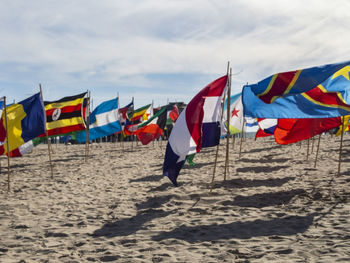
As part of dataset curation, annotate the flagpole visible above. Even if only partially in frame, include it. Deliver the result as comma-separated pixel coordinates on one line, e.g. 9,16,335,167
85,91,90,162
210,61,229,194
311,136,315,153
224,68,232,181
232,134,235,150
337,116,345,176
238,119,245,158
314,133,321,168
39,84,54,179
3,96,11,191
306,138,310,161
131,97,134,150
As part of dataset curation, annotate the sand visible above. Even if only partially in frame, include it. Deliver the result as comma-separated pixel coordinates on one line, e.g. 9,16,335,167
0,135,350,262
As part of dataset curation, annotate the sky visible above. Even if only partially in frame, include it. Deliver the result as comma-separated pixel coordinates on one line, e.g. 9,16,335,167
1,0,350,108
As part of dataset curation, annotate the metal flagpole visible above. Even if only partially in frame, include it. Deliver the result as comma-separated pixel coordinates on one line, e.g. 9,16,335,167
39,84,54,179
306,138,310,161
3,96,11,191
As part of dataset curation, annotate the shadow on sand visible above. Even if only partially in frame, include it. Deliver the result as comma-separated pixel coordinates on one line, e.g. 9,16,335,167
151,213,316,242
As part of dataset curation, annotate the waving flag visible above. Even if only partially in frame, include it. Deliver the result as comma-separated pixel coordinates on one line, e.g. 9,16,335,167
163,75,228,186
135,105,168,145
44,92,87,136
274,118,341,144
243,61,350,118
1,93,45,155
76,97,122,143
222,93,242,134
128,104,152,122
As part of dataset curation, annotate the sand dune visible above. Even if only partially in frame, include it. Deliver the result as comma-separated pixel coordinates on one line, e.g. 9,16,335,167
0,135,349,262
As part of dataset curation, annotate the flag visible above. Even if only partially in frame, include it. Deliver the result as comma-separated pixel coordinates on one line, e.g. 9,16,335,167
1,93,45,154
128,104,152,122
222,93,243,135
255,118,277,139
44,92,87,136
274,118,341,144
6,137,43,157
135,105,168,145
163,75,228,186
76,97,122,143
336,115,350,136
243,61,350,118
169,104,179,122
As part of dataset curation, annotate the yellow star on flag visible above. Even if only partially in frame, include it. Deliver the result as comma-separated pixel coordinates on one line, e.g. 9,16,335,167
331,65,350,81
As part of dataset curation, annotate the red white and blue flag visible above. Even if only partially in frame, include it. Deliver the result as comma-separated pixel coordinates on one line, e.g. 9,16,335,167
163,75,228,186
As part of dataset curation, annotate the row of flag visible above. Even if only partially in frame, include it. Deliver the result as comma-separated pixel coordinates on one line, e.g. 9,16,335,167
163,60,350,186
0,91,180,158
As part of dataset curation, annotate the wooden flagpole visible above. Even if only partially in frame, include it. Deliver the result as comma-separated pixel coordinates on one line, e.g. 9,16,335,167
232,135,235,150
131,97,134,150
3,96,11,191
210,61,229,194
306,138,310,161
39,84,54,179
337,116,345,176
311,136,315,153
85,91,90,162
314,133,321,168
224,68,232,181
238,119,245,158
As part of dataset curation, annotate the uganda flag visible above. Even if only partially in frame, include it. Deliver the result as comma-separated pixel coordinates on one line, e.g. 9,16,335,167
135,105,168,145
44,92,87,136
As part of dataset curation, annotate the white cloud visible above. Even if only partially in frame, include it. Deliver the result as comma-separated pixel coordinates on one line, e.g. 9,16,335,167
0,0,350,106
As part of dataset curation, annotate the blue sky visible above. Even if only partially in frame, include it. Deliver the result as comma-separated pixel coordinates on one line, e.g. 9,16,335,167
1,0,350,108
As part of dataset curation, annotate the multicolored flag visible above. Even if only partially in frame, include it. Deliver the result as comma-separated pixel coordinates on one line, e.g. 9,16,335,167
0,93,46,155
128,104,152,122
336,115,350,136
243,61,350,118
222,93,243,134
135,105,168,145
76,97,122,143
44,92,87,136
163,75,228,186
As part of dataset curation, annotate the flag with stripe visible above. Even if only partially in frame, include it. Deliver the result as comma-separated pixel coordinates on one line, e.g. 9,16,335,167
1,93,45,155
128,104,152,122
163,75,228,186
44,92,87,136
135,105,168,145
243,61,350,118
76,97,122,143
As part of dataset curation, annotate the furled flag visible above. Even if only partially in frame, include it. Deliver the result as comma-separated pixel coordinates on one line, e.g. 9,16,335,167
0,93,45,155
75,97,122,143
0,99,5,145
128,104,152,122
243,61,350,118
134,105,168,145
163,75,228,186
44,92,87,136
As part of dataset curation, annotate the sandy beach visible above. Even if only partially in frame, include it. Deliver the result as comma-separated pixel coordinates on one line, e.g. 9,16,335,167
0,135,350,262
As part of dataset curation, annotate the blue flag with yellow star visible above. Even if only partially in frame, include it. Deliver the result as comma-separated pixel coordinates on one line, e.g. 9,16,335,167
243,61,350,118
